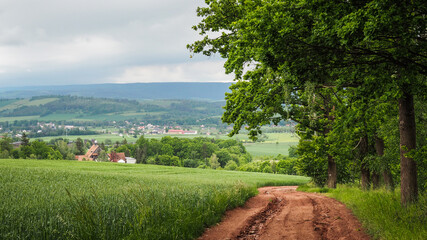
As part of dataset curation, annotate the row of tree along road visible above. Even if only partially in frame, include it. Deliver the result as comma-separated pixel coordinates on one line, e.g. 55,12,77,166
188,0,426,205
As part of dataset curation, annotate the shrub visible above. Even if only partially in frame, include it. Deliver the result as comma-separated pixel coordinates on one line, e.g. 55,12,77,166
224,160,238,171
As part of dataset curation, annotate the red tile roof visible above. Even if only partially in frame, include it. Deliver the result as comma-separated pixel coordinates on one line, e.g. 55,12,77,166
109,152,126,162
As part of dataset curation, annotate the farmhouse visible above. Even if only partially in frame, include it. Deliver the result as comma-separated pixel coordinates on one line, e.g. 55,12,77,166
76,144,102,161
109,152,127,163
75,145,132,163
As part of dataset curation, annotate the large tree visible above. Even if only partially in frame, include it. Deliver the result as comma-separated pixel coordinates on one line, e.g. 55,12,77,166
189,0,426,204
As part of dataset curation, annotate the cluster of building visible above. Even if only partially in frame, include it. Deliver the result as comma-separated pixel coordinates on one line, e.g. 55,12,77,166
165,129,198,135
75,145,136,164
111,123,202,136
1,119,226,139
0,122,88,138
38,122,86,131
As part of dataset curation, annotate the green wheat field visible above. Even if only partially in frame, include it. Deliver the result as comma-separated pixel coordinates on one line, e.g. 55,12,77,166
0,159,309,240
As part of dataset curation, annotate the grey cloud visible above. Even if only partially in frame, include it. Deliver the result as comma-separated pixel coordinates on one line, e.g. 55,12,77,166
0,0,226,87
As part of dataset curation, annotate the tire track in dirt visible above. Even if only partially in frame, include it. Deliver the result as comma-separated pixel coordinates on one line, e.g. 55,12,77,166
199,186,370,240
235,197,285,239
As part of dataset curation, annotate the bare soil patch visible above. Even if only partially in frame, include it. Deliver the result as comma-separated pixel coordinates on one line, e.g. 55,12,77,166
199,186,370,240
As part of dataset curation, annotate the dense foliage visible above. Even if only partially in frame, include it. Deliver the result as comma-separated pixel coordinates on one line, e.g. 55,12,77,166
0,135,79,160
190,0,426,204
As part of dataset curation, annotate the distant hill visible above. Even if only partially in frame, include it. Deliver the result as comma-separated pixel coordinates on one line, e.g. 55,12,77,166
0,96,225,125
0,82,232,100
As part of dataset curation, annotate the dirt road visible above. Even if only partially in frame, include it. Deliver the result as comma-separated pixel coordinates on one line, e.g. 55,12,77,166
199,186,370,240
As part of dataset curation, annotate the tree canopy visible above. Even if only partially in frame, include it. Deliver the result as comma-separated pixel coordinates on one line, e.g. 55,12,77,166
189,0,426,205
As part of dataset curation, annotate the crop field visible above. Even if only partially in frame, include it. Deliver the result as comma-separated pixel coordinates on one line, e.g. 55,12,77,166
0,99,20,109
260,132,299,143
244,142,295,157
38,113,82,121
0,114,83,122
0,98,58,111
7,111,178,122
246,133,299,157
0,159,309,240
70,113,166,122
0,115,41,122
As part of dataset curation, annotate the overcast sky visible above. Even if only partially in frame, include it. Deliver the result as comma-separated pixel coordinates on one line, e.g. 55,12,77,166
0,0,233,87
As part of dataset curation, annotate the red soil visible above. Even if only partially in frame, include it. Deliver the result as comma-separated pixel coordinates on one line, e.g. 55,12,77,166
199,186,370,240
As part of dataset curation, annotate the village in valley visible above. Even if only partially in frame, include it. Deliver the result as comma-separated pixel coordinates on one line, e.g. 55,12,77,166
0,121,218,162
0,96,298,163
0,121,205,138
0,117,296,166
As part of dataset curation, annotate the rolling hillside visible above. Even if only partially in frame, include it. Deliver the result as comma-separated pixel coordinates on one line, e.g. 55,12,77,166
0,96,225,124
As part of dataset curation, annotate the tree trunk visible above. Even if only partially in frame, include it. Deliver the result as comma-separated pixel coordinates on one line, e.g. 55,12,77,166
375,136,394,190
372,173,380,190
325,104,337,189
383,170,395,191
399,91,418,205
361,164,371,190
327,154,337,188
319,99,337,189
360,135,371,190
371,136,380,189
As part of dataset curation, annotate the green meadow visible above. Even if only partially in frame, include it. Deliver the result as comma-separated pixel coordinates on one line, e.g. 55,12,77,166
244,142,295,157
242,132,299,157
0,159,309,240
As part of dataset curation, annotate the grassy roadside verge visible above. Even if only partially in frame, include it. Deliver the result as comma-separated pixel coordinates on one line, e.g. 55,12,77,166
298,184,427,240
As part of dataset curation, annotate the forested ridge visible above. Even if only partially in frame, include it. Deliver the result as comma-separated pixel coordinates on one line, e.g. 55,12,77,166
0,96,225,125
